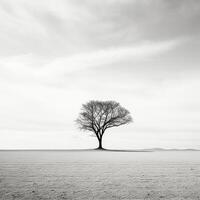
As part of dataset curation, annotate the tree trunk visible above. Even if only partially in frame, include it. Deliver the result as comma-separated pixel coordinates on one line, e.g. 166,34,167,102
97,137,103,150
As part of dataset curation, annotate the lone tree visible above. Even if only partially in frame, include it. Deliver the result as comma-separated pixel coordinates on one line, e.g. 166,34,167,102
76,100,133,150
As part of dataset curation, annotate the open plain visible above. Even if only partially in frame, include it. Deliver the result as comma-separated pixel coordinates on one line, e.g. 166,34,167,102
0,150,200,200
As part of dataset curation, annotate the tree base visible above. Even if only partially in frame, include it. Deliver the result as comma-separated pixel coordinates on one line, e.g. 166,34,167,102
95,147,105,150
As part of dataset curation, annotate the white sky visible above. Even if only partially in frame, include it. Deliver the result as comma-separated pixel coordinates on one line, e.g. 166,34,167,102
0,0,200,149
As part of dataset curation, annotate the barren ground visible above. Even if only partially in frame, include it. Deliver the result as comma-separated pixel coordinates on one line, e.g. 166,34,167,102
0,150,200,200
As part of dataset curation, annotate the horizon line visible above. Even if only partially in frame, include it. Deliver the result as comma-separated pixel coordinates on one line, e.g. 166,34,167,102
0,148,199,152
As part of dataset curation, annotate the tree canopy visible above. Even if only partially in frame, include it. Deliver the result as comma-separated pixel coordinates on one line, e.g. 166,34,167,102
76,100,133,149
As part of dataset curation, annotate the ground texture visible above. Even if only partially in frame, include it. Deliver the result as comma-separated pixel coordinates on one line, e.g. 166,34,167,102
0,150,200,200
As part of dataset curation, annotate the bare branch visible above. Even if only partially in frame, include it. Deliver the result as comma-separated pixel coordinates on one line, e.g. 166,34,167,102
76,100,133,148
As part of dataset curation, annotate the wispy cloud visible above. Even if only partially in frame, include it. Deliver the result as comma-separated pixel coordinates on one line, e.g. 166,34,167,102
0,0,200,149
40,39,180,78
0,0,199,57
0,39,180,87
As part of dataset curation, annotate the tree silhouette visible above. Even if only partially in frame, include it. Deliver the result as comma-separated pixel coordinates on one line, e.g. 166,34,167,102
76,100,133,149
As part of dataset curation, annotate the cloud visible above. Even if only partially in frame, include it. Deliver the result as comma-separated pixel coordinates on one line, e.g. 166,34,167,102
0,0,200,148
39,39,180,79
0,0,199,57
0,39,180,88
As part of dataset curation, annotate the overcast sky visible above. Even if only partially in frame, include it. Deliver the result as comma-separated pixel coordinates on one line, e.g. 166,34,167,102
0,0,200,149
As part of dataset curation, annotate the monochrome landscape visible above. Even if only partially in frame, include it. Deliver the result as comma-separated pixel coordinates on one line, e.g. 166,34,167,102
0,0,200,199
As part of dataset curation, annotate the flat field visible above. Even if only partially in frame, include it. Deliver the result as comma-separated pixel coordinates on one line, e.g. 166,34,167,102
0,150,200,200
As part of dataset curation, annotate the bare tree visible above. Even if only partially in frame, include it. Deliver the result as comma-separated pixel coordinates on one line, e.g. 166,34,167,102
76,100,133,150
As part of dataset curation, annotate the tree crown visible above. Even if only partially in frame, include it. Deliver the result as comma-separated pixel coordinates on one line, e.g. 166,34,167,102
76,100,133,136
